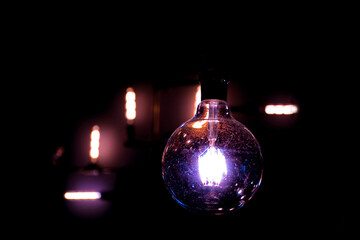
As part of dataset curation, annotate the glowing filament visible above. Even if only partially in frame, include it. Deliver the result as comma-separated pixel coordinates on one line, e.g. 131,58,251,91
125,87,136,121
64,191,101,200
265,104,298,115
198,147,227,186
90,125,100,162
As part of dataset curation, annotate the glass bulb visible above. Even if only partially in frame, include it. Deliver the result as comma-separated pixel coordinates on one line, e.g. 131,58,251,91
162,99,263,215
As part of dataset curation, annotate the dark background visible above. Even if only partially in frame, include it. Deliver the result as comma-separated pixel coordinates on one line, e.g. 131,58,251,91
8,7,350,236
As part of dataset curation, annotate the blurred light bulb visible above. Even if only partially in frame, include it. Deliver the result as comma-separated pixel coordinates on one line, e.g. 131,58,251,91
64,191,101,200
125,87,136,122
90,125,100,163
162,99,263,215
265,104,298,115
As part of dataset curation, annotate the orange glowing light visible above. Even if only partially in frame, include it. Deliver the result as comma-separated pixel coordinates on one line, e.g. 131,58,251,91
265,104,298,115
64,191,101,200
90,125,100,162
125,88,136,122
194,84,201,116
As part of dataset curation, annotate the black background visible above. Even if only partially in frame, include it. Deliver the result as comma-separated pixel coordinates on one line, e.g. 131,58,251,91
7,6,350,237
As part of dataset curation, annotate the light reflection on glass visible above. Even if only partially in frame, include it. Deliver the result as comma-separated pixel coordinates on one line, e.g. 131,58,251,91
192,102,209,129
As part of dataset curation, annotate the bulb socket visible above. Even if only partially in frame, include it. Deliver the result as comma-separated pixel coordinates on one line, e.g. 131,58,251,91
200,69,229,101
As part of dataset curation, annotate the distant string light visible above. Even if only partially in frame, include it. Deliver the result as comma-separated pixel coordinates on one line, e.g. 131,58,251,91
64,191,101,200
125,87,136,123
90,125,100,163
265,104,298,115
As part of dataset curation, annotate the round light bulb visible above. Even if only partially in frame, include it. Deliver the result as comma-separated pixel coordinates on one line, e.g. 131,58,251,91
162,99,263,215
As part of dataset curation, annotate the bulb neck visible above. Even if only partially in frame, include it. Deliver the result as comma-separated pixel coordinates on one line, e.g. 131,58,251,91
194,99,232,120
